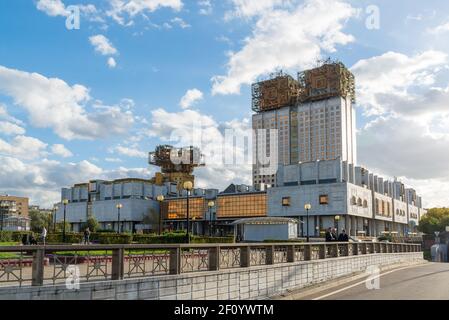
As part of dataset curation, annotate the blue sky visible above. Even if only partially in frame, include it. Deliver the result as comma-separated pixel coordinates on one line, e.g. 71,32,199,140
1,0,449,207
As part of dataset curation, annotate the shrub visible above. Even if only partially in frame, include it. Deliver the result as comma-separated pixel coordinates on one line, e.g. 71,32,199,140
46,232,83,244
90,233,133,244
133,233,187,244
191,236,234,244
0,231,13,242
96,229,116,233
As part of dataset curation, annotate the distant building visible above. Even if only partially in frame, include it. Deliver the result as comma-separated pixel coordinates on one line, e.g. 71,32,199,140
0,195,30,231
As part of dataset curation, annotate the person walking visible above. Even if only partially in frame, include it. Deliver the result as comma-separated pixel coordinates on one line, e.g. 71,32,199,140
338,229,349,242
41,226,47,245
83,227,91,244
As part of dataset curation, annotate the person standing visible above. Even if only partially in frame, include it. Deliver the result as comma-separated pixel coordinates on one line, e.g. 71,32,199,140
325,227,336,242
41,227,47,245
83,227,91,244
338,229,349,242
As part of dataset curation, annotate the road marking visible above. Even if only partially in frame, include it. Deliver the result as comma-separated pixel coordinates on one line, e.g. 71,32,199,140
312,263,429,300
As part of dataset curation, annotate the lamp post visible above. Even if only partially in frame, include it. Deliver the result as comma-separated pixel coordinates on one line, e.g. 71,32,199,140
116,203,123,233
335,215,341,237
156,195,165,235
207,201,215,237
304,203,311,242
62,199,68,243
183,181,193,243
53,205,59,233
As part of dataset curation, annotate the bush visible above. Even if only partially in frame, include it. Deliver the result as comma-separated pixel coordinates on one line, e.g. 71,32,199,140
191,236,234,244
0,231,34,243
132,234,234,244
96,229,116,233
90,233,133,244
46,232,83,244
133,233,187,244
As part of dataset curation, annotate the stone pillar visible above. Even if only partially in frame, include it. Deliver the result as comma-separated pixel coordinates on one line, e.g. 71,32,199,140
32,249,45,286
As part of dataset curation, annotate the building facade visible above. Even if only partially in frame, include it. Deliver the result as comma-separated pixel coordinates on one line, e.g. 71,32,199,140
0,195,30,231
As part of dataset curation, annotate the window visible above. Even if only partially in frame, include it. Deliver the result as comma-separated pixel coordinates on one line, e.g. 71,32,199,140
319,195,329,205
357,198,363,206
282,197,291,206
351,196,357,205
363,200,368,208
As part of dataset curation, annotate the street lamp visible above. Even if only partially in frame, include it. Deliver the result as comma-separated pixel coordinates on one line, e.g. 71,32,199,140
304,203,311,242
62,199,68,243
335,215,341,236
208,201,215,237
116,203,123,233
183,181,193,243
53,205,59,233
156,195,165,235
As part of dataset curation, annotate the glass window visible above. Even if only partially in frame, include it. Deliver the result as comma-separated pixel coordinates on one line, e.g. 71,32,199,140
282,197,291,206
319,195,329,205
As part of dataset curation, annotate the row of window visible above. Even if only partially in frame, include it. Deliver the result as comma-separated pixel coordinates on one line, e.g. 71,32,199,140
350,196,369,208
281,195,329,207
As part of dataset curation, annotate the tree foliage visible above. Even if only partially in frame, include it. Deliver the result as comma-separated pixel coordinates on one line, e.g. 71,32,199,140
29,210,53,233
418,208,449,235
81,215,99,232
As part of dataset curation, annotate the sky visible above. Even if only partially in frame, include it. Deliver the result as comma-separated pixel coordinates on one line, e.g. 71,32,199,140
1,0,449,208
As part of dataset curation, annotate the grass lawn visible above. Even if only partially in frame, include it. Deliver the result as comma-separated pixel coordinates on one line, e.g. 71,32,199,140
0,242,19,246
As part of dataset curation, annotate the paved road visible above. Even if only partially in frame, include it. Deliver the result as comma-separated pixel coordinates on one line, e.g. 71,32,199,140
301,263,449,300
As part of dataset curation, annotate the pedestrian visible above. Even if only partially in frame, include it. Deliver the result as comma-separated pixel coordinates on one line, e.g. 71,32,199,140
325,227,336,242
338,229,349,242
83,227,91,244
41,226,47,245
331,228,338,241
29,233,37,245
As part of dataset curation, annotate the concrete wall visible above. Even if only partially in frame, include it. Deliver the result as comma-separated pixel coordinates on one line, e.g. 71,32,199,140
0,252,423,300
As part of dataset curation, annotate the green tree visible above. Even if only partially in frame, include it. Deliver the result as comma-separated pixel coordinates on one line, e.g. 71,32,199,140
81,215,99,232
418,208,449,234
29,209,53,232
55,221,71,233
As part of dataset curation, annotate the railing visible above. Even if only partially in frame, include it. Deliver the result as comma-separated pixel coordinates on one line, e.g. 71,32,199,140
0,242,422,287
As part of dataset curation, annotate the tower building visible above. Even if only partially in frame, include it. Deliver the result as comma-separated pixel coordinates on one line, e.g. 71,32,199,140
252,61,357,187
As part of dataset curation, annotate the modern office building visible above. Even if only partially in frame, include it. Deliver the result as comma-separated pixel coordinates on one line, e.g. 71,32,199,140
0,195,30,231
56,178,172,232
57,60,425,238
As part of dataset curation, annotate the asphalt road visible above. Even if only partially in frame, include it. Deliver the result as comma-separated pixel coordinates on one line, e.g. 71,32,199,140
301,262,449,300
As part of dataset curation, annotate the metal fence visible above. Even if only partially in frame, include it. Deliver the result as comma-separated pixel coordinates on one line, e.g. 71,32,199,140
0,242,422,287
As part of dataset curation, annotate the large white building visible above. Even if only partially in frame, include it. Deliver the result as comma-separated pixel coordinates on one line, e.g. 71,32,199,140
252,63,357,187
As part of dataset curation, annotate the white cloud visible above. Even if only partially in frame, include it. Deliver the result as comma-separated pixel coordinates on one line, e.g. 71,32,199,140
179,88,204,109
89,34,118,56
351,50,448,116
108,57,117,68
0,65,134,140
171,17,190,28
225,0,289,19
106,0,183,26
212,0,356,95
51,144,73,158
198,0,212,15
427,22,449,35
0,135,48,160
36,0,68,17
353,51,449,207
0,121,25,136
112,145,147,158
105,157,123,163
